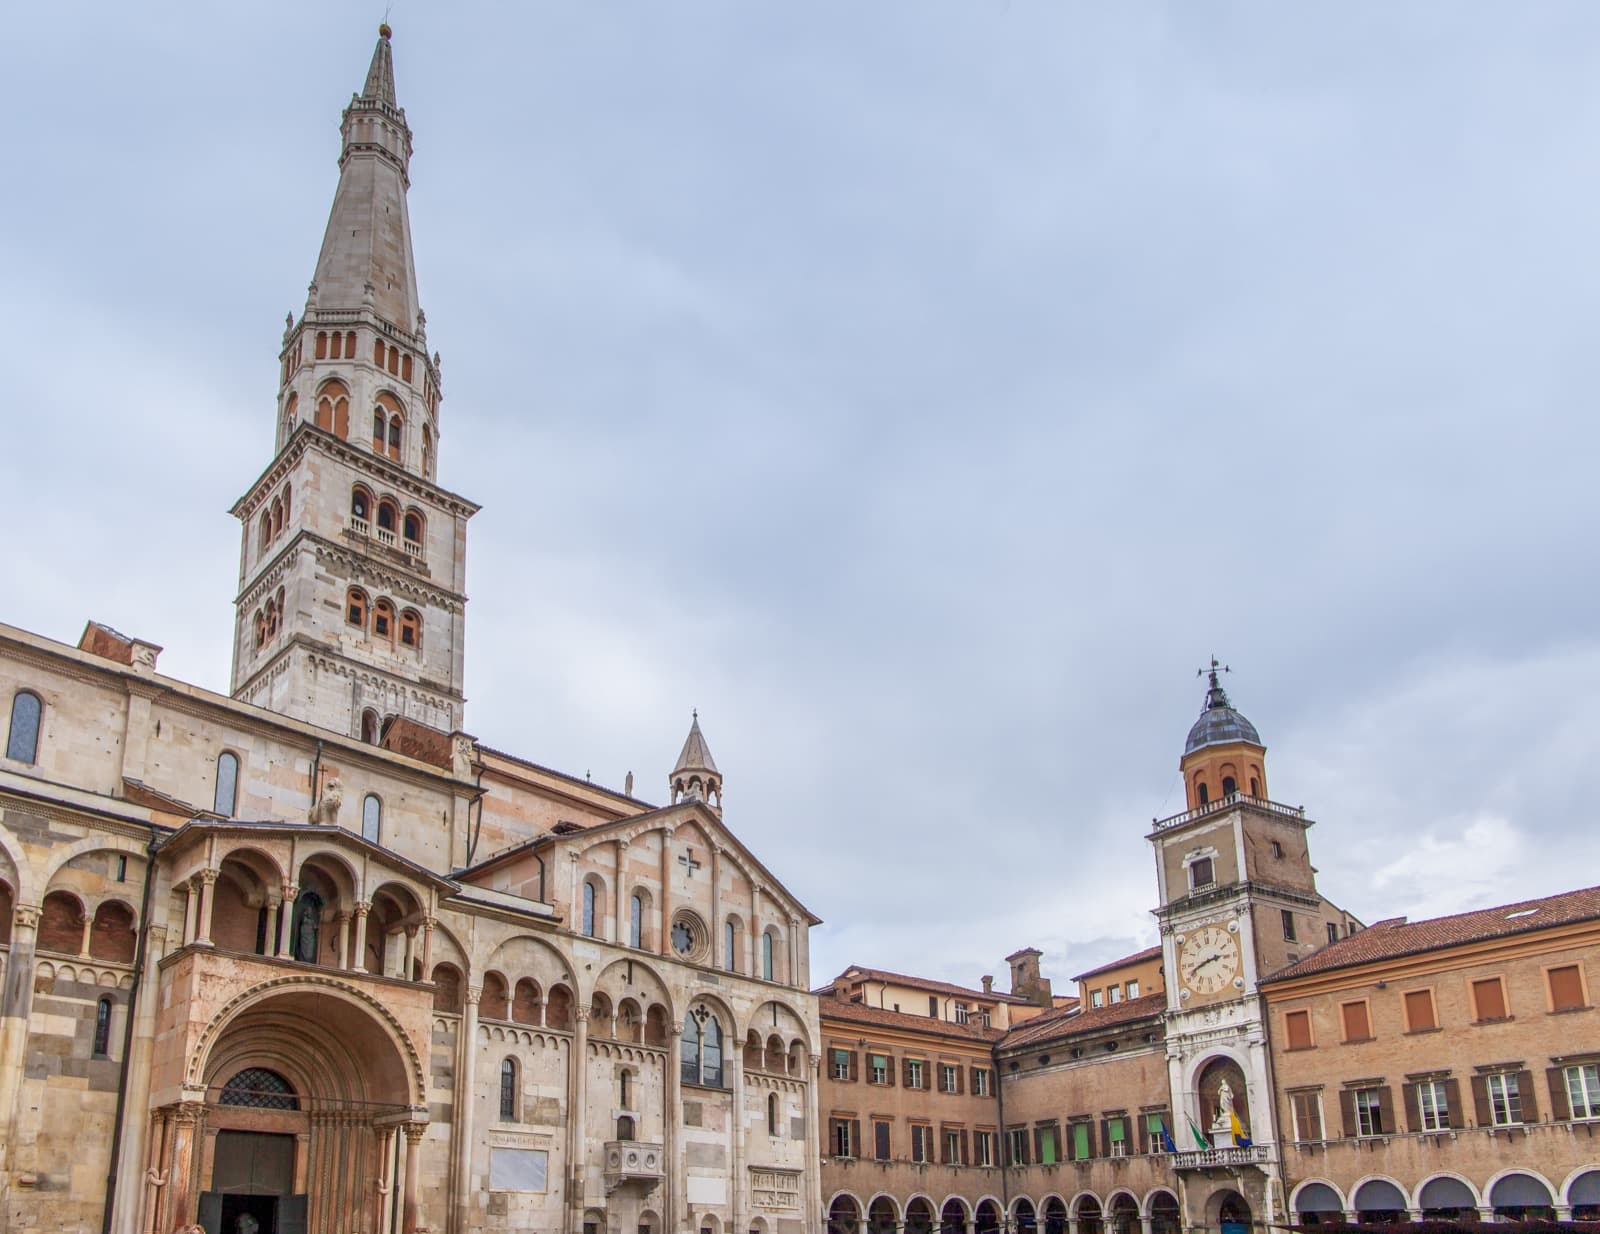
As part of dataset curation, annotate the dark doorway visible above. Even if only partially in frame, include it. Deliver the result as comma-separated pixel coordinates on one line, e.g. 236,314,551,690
200,1130,303,1234
222,1193,276,1234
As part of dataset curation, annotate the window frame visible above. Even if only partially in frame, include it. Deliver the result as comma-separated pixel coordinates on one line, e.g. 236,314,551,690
1189,855,1215,890
1353,1086,1385,1138
499,1057,518,1121
629,894,644,949
974,1129,995,1167
1403,987,1439,1033
1565,1063,1600,1120
1284,1008,1315,1050
972,1067,991,1097
1486,1071,1523,1127
869,1053,889,1086
6,690,42,765
214,750,240,818
1416,1078,1450,1132
92,996,114,1057
362,793,382,844
582,880,599,939
1281,909,1297,942
911,1123,933,1164
1339,998,1374,1043
1470,975,1510,1023
1290,1090,1324,1143
1546,963,1589,1013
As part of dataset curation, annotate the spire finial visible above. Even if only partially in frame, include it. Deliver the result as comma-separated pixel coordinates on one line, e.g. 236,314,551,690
1197,656,1233,711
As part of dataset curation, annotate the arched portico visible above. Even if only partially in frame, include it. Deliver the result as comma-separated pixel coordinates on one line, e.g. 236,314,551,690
151,981,429,1234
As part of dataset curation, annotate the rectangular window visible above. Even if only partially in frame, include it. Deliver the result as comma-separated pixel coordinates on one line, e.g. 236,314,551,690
1006,1127,1029,1166
981,1009,991,1027
1108,985,1123,1004
830,1049,851,1082
1327,921,1340,945
974,1130,994,1167
954,1002,970,1024
944,1128,962,1164
941,1063,959,1093
971,1067,991,1096
1071,1121,1091,1161
1285,1008,1314,1050
1271,839,1284,859
1090,989,1104,1009
1281,909,1297,941
869,1054,888,1085
1190,856,1215,889
1549,964,1587,1012
1127,979,1140,998
1472,976,1509,1021
929,996,939,1017
1567,1064,1600,1119
1340,1000,1372,1042
1144,1111,1169,1154
911,1124,932,1163
873,1120,890,1161
1404,989,1438,1032
906,1059,925,1090
1487,1072,1523,1126
1417,1079,1450,1132
1035,1122,1059,1165
1354,1087,1386,1137
830,1118,856,1158
1106,1116,1128,1157
1291,1092,1323,1142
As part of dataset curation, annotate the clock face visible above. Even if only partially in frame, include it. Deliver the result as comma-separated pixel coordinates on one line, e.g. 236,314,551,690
1178,924,1241,996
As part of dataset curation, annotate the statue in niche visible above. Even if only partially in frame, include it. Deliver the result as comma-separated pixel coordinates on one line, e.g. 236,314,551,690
291,892,323,963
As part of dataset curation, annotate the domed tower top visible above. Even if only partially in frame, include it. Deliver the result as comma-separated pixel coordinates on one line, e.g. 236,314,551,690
1180,659,1267,810
670,711,723,815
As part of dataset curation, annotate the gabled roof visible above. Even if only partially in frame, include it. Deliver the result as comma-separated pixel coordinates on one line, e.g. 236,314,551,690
1263,885,1600,985
818,996,1004,1044
827,965,1030,1005
1001,992,1165,1050
1072,945,1162,983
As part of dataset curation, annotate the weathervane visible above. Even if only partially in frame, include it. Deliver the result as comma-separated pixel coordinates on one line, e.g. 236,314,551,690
1198,656,1231,686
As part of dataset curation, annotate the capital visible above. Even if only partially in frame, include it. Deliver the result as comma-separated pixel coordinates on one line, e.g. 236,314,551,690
354,900,372,917
575,1007,592,1024
402,1121,427,1145
198,868,220,886
464,986,482,1006
12,904,40,931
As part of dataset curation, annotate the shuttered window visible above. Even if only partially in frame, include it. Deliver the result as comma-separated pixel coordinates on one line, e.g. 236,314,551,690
873,1120,890,1161
1072,1121,1091,1161
1290,1092,1323,1141
1472,977,1508,1021
1284,1009,1313,1049
1340,1000,1372,1042
1549,965,1586,1012
1403,989,1438,1032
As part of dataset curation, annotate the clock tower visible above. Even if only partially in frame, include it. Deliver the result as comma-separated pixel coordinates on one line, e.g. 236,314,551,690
1149,664,1343,1230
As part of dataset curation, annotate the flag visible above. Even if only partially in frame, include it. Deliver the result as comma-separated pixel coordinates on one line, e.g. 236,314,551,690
1187,1114,1211,1150
1159,1118,1177,1154
1230,1111,1252,1148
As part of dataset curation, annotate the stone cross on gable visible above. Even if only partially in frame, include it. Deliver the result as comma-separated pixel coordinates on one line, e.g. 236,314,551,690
678,849,702,878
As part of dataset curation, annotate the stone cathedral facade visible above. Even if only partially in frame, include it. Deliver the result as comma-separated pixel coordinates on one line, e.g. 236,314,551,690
0,28,821,1234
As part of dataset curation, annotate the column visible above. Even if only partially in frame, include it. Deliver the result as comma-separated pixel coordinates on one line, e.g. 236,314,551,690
182,882,199,945
665,1024,683,1234
1139,1218,1153,1234
0,904,41,1180
400,1121,425,1234
377,1125,397,1234
195,869,218,945
786,913,799,986
264,898,282,958
352,901,371,972
403,924,417,980
421,917,435,977
276,883,298,958
139,1113,170,1234
78,908,94,959
658,828,674,957
708,845,722,969
615,839,628,945
804,1053,823,1234
335,912,351,971
110,924,171,1234
747,886,762,976
730,1048,748,1234
453,988,481,1234
165,1102,206,1230
567,1006,591,1233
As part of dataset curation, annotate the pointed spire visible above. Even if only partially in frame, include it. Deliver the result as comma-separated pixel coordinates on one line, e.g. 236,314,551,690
670,711,723,814
363,25,398,106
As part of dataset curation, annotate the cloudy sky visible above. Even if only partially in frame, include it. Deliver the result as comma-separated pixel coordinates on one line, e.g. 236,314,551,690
4,3,1600,992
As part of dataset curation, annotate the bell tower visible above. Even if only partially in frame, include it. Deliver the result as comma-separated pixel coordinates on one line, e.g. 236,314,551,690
228,26,478,739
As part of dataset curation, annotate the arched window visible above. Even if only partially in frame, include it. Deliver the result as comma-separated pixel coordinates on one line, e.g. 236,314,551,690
421,424,433,477
767,1092,779,1137
1249,777,1260,796
377,501,397,534
582,880,598,938
362,794,381,843
1221,775,1237,796
762,930,775,981
372,410,386,447
403,510,423,545
220,1067,298,1110
282,483,290,523
351,486,371,522
258,511,271,551
630,894,643,948
270,496,283,538
372,599,395,640
387,348,399,375
681,1011,701,1084
329,330,342,359
1198,781,1210,805
499,1058,517,1121
619,1070,631,1107
315,331,328,360
399,609,422,649
214,751,239,817
254,610,266,650
6,691,42,765
346,588,368,630
361,709,380,744
92,997,113,1057
387,415,402,460
681,1007,725,1087
617,1114,636,1140
724,920,736,970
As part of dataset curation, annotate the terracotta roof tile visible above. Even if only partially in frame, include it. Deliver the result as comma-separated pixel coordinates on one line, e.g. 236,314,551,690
818,998,1004,1043
829,965,1030,1005
1001,992,1166,1049
1072,945,1162,983
1263,885,1600,984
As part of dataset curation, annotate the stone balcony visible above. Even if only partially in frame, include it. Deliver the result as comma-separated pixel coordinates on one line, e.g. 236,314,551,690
1171,1143,1272,1171
603,1140,665,1193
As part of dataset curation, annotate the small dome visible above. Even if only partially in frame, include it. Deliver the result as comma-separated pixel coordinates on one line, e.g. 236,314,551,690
1184,671,1261,755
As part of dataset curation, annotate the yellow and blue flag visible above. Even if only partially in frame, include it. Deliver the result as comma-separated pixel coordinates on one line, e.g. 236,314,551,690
1230,1110,1252,1148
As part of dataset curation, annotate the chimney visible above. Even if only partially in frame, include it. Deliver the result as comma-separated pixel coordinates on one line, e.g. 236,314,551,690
981,975,994,994
1005,947,1053,1008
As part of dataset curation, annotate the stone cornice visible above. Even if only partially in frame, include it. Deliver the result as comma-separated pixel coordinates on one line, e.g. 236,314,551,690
234,534,466,609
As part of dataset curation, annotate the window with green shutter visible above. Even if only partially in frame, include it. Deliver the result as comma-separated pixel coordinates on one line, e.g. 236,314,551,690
1039,1126,1057,1164
1107,1116,1126,1157
870,1054,888,1085
1072,1122,1090,1161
